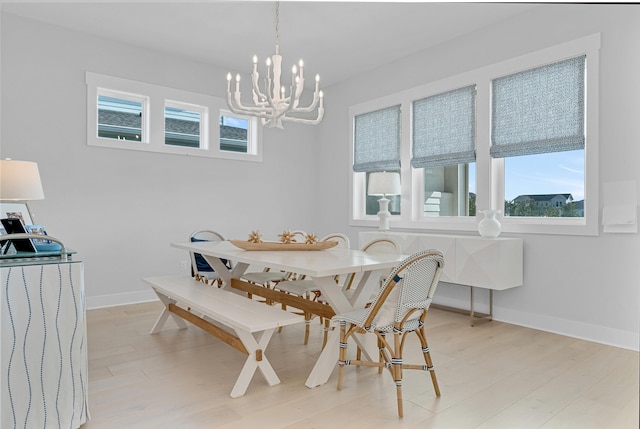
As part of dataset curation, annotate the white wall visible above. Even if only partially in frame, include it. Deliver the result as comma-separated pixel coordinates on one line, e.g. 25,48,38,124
315,4,640,350
1,5,638,350
1,13,320,307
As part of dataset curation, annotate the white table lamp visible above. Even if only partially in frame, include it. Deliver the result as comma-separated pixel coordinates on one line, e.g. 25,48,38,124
368,172,401,231
1,158,45,201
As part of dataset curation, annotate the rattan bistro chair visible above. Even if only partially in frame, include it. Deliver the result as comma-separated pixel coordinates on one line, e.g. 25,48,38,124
333,249,444,418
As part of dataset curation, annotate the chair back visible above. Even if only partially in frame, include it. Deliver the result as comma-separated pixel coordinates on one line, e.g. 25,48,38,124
343,238,401,291
320,233,350,249
363,249,444,329
190,230,225,242
361,237,401,255
291,230,308,243
189,230,228,277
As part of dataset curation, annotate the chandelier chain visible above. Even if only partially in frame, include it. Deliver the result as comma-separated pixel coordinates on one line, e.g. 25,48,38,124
275,1,280,50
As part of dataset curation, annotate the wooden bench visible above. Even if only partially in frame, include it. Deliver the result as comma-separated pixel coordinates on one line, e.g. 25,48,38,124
143,275,302,398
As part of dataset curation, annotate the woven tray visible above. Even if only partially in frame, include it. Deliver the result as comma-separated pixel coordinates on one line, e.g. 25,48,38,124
229,240,338,251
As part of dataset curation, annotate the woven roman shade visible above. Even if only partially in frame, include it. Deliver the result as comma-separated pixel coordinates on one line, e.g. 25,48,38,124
491,55,586,158
411,85,476,169
353,105,401,173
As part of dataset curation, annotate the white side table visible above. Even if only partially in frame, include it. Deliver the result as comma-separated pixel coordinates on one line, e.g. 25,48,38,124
1,253,88,428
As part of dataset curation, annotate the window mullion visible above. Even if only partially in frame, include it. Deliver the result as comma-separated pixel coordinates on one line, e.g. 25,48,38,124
475,80,495,212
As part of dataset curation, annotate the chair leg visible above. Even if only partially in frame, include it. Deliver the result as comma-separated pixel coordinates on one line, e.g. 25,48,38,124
396,384,404,418
304,312,311,345
417,327,440,397
378,332,386,374
393,331,404,418
322,318,330,349
337,321,347,391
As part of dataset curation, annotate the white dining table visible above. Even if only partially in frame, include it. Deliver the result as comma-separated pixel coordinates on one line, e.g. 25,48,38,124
170,240,405,388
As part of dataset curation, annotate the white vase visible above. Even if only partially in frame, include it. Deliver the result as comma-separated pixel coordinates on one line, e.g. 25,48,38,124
478,209,502,238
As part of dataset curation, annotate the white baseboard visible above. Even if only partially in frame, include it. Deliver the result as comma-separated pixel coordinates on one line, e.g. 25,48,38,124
87,289,639,352
432,295,639,351
87,289,158,310
496,307,639,352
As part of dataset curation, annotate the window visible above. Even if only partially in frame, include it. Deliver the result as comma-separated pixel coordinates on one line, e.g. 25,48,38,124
97,91,147,142
352,105,402,217
220,114,249,153
503,150,584,217
350,34,600,235
164,101,206,149
86,72,262,161
492,56,586,219
412,85,476,217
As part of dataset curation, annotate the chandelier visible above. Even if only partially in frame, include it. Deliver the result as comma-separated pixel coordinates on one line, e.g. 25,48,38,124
226,1,324,129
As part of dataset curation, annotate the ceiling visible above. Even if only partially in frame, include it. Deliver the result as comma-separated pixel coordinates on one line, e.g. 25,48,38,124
1,1,540,87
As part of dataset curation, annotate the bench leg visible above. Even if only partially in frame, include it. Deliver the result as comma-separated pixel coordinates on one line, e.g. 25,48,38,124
231,328,280,398
150,289,188,334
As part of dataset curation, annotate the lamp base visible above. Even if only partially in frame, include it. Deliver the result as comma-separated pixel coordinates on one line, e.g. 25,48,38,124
377,197,391,231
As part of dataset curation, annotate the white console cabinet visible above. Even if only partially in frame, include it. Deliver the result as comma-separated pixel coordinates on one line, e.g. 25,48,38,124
360,231,523,325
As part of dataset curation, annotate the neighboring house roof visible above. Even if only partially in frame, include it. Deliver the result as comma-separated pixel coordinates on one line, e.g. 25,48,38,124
221,124,247,141
99,111,247,140
514,193,573,203
99,110,141,129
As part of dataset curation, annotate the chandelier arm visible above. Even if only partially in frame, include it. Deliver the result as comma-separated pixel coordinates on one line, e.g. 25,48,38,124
235,90,271,112
288,92,321,113
280,109,325,125
228,92,275,118
289,78,304,109
251,69,269,105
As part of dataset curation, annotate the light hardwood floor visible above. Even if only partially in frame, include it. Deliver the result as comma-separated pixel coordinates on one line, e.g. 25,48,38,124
82,301,638,428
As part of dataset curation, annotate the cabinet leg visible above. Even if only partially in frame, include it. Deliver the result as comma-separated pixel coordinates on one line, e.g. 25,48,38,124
489,289,493,321
470,287,475,327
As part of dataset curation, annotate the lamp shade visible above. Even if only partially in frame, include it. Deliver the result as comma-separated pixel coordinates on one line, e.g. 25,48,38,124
0,159,45,200
368,171,401,196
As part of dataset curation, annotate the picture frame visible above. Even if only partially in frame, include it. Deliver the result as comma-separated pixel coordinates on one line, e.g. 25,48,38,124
0,201,35,227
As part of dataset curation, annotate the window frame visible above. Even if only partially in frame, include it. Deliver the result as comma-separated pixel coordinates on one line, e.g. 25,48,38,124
86,72,262,162
350,33,600,236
